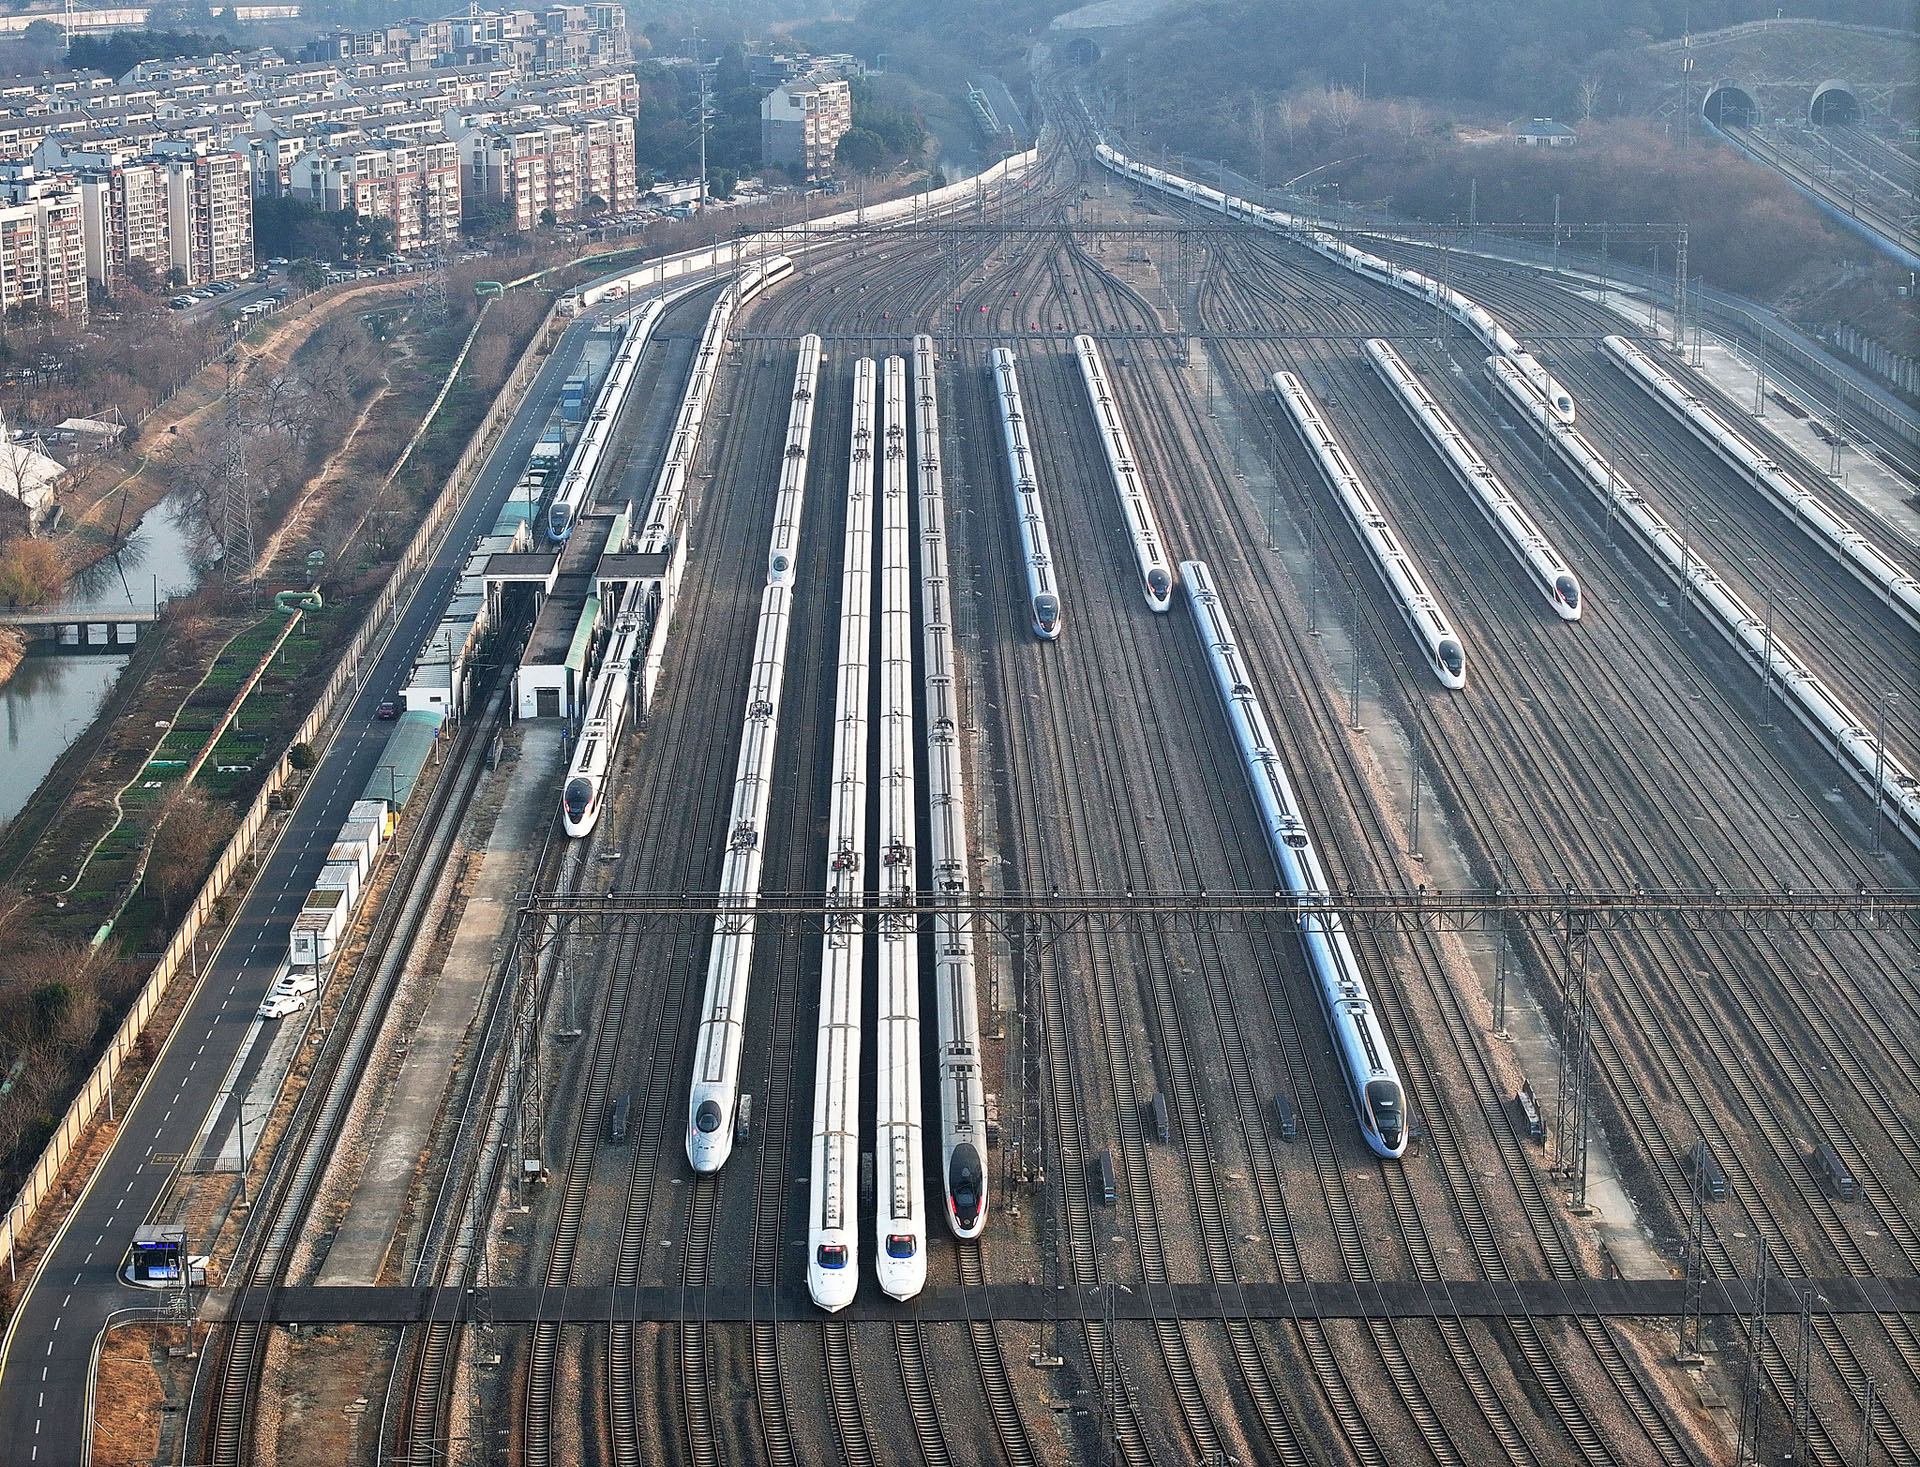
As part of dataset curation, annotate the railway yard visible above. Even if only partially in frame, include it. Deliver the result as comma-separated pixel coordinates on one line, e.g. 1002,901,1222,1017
8,79,1920,1467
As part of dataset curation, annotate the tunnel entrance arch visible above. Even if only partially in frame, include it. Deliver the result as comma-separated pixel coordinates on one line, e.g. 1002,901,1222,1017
1809,83,1862,125
1702,84,1757,127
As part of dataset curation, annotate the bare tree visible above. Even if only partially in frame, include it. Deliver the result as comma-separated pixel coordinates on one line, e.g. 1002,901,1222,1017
1579,75,1602,126
145,785,229,923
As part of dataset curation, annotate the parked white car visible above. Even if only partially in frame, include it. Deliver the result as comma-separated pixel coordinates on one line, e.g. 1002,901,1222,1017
258,991,309,1020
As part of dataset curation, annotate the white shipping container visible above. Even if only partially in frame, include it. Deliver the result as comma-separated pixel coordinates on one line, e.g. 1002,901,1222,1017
349,799,393,838
327,839,371,882
291,905,345,966
302,886,348,917
314,860,362,909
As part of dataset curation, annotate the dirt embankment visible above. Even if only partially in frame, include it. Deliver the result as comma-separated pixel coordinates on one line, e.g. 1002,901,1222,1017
0,626,22,688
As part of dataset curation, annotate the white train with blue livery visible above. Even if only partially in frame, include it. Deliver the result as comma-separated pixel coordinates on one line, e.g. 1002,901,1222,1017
1184,560,1409,1159
808,357,877,1312
1073,334,1176,611
1365,338,1581,621
687,337,821,1175
989,347,1062,639
912,336,990,1241
547,298,664,542
1094,141,1576,424
1272,370,1467,688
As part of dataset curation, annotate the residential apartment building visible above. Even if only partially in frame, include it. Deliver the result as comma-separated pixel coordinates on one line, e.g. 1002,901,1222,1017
458,111,635,227
0,169,87,322
72,152,171,294
162,147,253,287
761,77,852,180
290,136,461,251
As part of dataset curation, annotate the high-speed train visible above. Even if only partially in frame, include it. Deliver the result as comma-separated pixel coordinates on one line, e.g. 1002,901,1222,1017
1364,339,1581,621
1093,140,1576,425
1184,560,1408,1159
547,299,664,543
808,359,877,1313
687,343,820,1175
1603,332,1920,638
912,336,990,1240
560,584,651,836
768,336,824,584
1272,371,1467,688
989,347,1061,638
1073,334,1176,611
873,355,928,1300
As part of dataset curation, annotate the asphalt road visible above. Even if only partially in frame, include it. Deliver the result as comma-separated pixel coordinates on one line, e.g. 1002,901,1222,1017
0,301,608,1465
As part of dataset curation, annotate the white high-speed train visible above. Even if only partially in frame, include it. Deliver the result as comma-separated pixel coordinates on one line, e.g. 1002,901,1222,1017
560,584,651,836
768,336,824,585
808,358,877,1313
912,336,990,1240
1073,334,1176,611
1094,140,1576,424
686,340,822,1174
1364,338,1581,621
989,347,1062,639
1603,333,1920,638
1272,370,1467,688
547,299,664,543
873,355,928,1300
1184,560,1409,1159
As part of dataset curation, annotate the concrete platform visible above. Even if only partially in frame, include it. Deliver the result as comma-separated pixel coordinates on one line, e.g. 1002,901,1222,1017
314,723,566,1285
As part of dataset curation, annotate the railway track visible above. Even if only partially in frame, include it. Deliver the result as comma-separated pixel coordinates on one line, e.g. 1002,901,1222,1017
1184,204,1920,1460
199,689,506,1465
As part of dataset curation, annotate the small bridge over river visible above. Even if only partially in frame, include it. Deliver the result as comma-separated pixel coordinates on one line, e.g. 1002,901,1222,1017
0,607,159,653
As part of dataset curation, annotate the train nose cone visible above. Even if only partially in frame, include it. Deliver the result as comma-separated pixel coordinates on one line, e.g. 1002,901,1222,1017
688,1099,730,1171
1147,568,1171,600
948,1143,984,1228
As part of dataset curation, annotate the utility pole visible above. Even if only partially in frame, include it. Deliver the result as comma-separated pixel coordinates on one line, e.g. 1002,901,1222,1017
693,24,710,206
1553,907,1595,1212
1677,1138,1708,1363
1737,1237,1770,1466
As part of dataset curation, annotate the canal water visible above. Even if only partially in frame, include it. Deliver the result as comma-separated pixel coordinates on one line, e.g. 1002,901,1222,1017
0,495,204,831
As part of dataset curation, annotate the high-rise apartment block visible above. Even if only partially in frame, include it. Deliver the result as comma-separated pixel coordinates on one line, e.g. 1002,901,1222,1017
761,77,853,180
290,137,462,251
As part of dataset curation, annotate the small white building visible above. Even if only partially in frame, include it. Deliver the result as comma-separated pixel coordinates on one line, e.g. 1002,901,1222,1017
1513,117,1577,148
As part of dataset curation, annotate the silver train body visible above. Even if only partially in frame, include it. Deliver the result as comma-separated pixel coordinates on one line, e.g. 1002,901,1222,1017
912,336,989,1240
736,252,795,302
1364,338,1581,621
1489,354,1920,849
768,336,824,585
1271,371,1467,688
1072,334,1176,611
560,586,649,836
873,356,928,1299
1603,333,1920,638
547,299,664,542
687,341,822,1174
1093,140,1576,425
636,265,790,555
1183,560,1409,1159
808,358,877,1313
989,347,1062,638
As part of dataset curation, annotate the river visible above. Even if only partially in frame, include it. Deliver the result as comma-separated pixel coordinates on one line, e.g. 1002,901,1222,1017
0,495,204,831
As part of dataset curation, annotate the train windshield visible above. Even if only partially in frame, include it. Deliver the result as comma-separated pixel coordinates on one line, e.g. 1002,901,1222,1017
1438,640,1464,678
816,1244,848,1269
564,778,592,818
694,1100,724,1133
1366,1081,1405,1148
1555,575,1580,610
949,1144,983,1224
886,1234,918,1259
1034,594,1059,632
1147,568,1172,599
